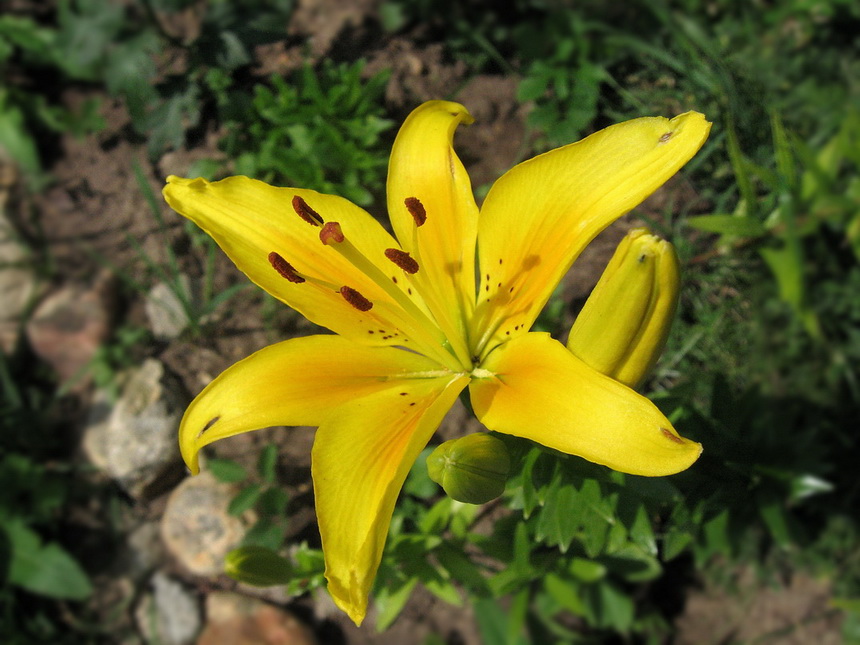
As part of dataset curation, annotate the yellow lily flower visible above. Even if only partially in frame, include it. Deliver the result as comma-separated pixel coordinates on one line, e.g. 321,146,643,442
162,100,710,625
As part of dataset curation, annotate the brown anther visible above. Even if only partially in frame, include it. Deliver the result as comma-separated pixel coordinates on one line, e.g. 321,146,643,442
404,197,426,227
659,132,673,143
660,427,685,444
197,416,221,438
340,286,373,311
384,248,419,274
320,221,344,245
268,252,305,283
292,195,324,226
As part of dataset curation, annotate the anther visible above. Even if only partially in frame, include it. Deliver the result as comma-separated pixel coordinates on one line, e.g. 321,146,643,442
404,197,426,227
320,221,344,245
659,132,673,143
339,286,373,311
660,427,685,444
292,195,324,226
197,416,221,439
268,252,305,283
384,248,419,274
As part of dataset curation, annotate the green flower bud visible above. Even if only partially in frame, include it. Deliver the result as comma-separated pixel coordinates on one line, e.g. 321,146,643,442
224,545,293,587
567,228,680,389
426,433,511,504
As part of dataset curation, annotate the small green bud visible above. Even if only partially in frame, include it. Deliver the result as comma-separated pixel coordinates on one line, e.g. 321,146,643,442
426,433,511,504
224,545,293,587
567,228,680,389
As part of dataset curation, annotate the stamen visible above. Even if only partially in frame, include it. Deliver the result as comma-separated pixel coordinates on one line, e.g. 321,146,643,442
268,252,305,283
320,221,344,245
197,416,221,439
659,131,673,143
404,197,426,227
660,427,685,444
339,286,373,311
292,195,324,226
384,248,419,274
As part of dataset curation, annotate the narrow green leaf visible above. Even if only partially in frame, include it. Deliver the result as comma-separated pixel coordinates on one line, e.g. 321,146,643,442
257,444,278,483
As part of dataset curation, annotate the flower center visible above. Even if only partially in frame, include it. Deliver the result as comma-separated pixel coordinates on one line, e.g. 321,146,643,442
262,194,470,373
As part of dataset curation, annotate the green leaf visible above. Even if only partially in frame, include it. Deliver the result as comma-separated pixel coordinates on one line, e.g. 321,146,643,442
242,518,285,551
229,483,262,516
758,495,792,549
207,458,247,483
568,557,606,583
257,444,278,483
5,521,92,600
662,528,693,561
375,576,417,631
474,597,529,645
224,545,293,586
435,544,490,594
544,573,585,615
686,214,767,237
256,487,289,518
0,96,42,177
583,580,634,631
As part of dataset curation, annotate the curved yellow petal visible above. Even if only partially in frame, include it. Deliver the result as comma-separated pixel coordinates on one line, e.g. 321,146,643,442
471,112,711,358
386,101,479,366
470,333,701,476
179,335,451,474
163,176,450,363
313,373,468,625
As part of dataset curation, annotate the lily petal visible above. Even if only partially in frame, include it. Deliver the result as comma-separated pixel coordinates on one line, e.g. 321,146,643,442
163,176,451,363
313,372,469,625
471,112,711,358
178,335,452,474
387,101,479,366
470,333,701,476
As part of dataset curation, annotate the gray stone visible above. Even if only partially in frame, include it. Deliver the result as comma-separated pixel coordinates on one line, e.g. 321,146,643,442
160,471,247,577
82,359,185,498
135,572,202,645
145,276,193,341
25,272,115,385
198,592,318,645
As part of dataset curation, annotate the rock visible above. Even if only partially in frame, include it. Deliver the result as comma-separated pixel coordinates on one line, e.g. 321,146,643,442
135,572,202,645
0,165,41,354
25,271,115,385
198,592,317,645
161,471,246,577
82,358,185,498
146,277,191,341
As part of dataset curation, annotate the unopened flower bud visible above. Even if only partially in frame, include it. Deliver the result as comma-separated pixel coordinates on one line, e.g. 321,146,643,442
426,433,511,504
567,228,680,389
224,545,293,587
